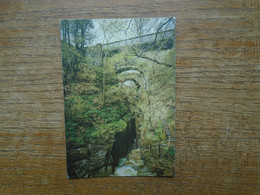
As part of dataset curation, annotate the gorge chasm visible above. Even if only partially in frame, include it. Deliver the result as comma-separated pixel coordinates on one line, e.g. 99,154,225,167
62,18,175,178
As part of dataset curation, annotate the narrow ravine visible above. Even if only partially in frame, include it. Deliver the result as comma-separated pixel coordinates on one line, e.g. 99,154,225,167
110,119,156,176
112,146,156,176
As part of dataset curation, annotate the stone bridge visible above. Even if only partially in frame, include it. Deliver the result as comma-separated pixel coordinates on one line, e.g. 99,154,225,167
117,66,144,91
103,29,174,49
86,29,174,91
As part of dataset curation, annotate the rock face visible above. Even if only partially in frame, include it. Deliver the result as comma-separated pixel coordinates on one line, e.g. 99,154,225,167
111,119,136,169
112,148,157,176
68,119,136,178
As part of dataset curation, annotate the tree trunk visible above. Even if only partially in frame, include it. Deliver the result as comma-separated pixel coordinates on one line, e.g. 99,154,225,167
157,142,161,157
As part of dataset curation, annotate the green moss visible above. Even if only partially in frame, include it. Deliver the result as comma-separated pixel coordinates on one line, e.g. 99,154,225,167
91,119,127,138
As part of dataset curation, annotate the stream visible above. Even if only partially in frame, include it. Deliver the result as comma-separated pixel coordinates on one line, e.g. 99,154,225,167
112,148,156,176
110,119,156,176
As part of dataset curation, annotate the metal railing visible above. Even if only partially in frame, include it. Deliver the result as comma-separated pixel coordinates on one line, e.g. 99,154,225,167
103,29,174,49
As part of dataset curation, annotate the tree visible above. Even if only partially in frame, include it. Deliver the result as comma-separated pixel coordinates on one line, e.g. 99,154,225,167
134,18,151,43
61,18,176,177
61,19,95,86
98,19,128,103
61,20,71,44
71,19,94,55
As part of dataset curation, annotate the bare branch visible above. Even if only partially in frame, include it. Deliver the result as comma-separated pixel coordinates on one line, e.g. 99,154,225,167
132,46,174,68
153,17,174,46
124,19,133,35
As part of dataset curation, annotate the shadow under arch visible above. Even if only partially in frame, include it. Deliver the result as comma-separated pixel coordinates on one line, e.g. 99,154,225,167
121,78,141,91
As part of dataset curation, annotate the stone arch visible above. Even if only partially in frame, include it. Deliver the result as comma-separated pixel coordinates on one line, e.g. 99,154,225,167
121,78,141,90
116,66,143,75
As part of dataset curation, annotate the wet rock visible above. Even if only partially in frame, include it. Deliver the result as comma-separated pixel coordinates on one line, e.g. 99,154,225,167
114,166,138,176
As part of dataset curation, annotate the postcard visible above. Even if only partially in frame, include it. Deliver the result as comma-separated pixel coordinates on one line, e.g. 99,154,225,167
60,17,175,178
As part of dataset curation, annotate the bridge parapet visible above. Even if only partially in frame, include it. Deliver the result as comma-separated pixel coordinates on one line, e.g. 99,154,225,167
116,66,143,75
103,29,174,49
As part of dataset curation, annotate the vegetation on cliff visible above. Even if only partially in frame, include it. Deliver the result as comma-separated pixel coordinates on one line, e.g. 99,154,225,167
61,18,175,178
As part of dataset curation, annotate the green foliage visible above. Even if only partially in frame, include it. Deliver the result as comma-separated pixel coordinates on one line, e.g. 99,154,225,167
62,38,134,178
106,51,135,68
154,123,166,141
61,19,176,177
169,146,175,159
144,122,165,143
62,42,83,85
145,131,154,142
165,48,175,66
91,119,127,138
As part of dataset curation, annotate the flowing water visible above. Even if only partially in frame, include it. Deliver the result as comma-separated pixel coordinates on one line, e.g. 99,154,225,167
112,148,156,176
